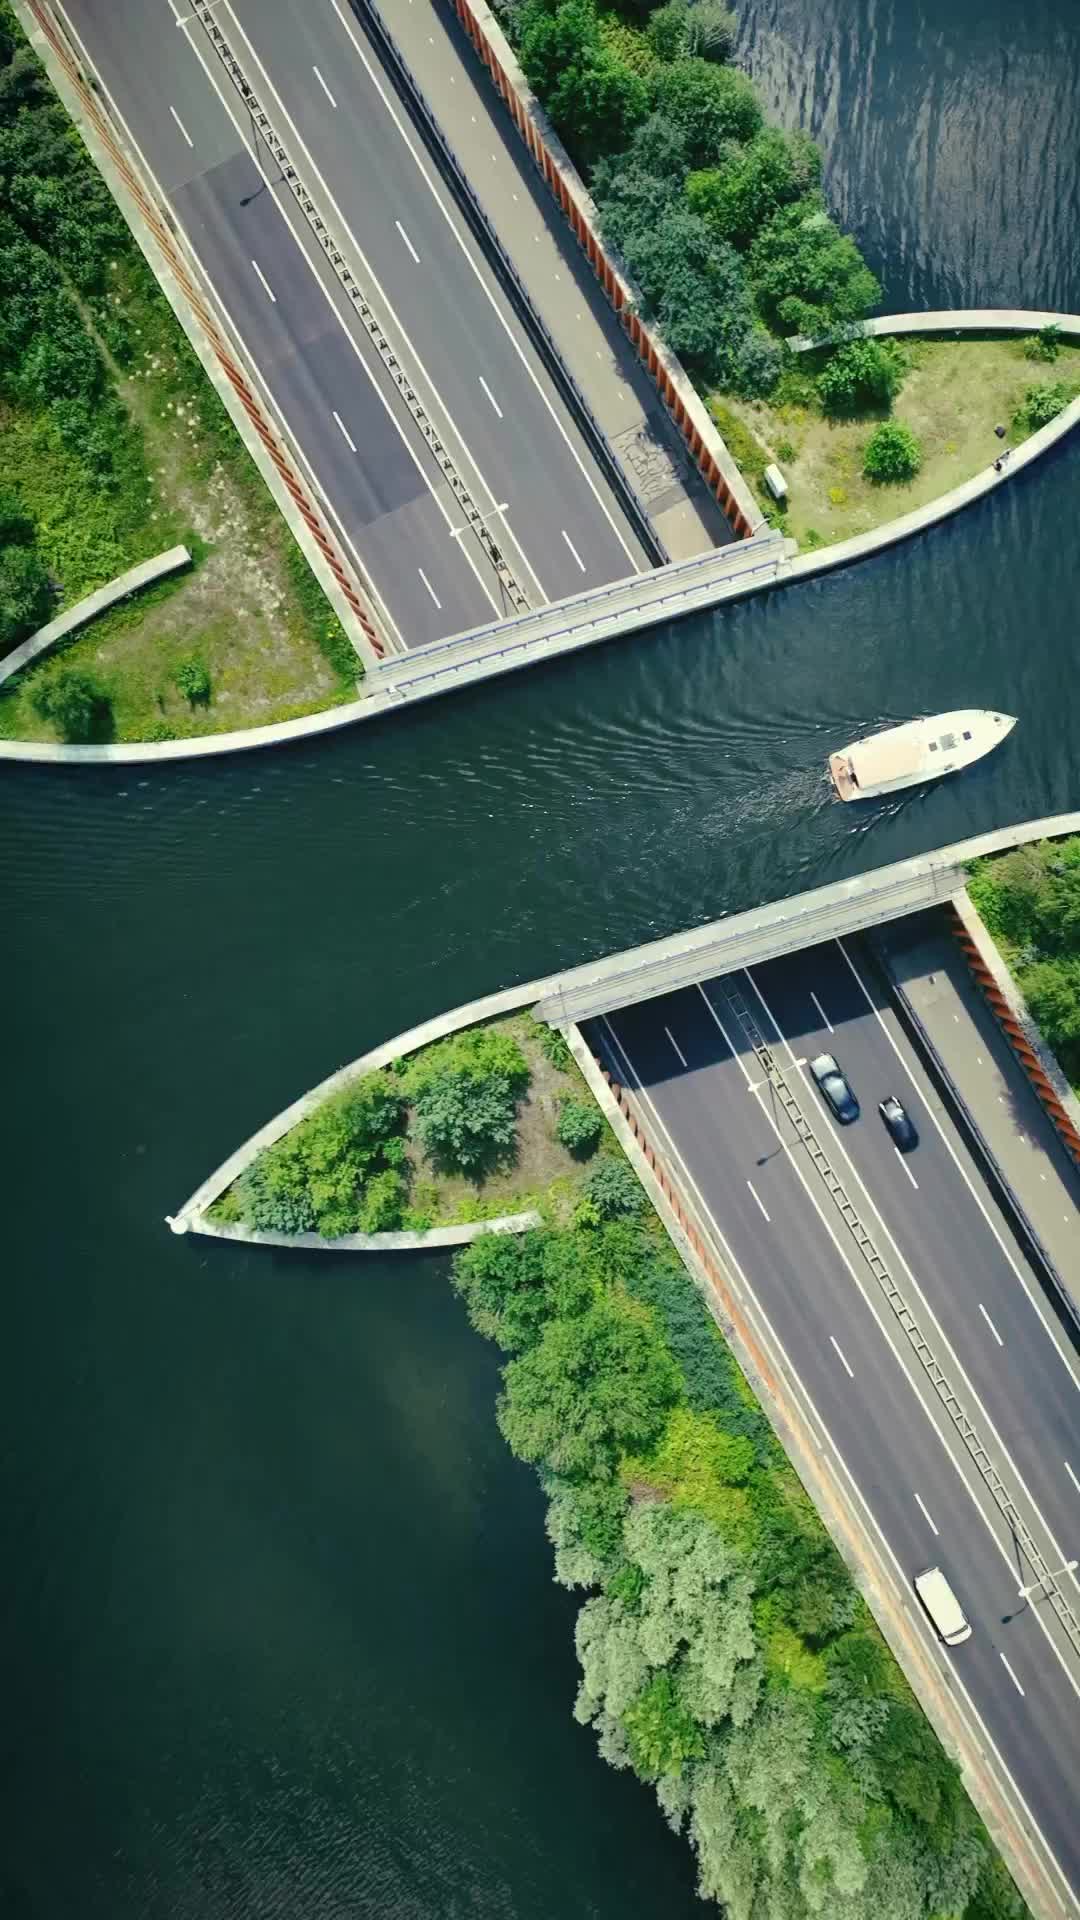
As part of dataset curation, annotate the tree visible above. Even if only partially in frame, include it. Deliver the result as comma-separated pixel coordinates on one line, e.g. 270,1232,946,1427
498,1295,679,1476
620,206,779,392
452,1228,556,1349
748,195,880,336
413,1067,519,1173
0,539,52,653
685,127,820,250
30,664,110,742
863,420,921,481
556,1096,603,1155
518,0,649,167
816,336,904,413
652,57,762,167
173,653,211,705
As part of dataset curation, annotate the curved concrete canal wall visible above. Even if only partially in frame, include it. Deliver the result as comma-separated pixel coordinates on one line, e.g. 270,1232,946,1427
0,546,192,689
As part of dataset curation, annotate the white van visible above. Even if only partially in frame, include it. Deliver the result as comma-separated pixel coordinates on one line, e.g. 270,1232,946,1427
914,1567,972,1646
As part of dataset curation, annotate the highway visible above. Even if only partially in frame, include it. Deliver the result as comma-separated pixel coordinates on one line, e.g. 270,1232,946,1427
588,933,1080,1910
58,0,650,648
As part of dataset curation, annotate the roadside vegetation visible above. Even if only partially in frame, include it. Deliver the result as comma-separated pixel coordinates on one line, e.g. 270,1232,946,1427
968,836,1080,1093
451,1207,1026,1919
0,3,357,744
497,1,1079,544
212,1014,627,1236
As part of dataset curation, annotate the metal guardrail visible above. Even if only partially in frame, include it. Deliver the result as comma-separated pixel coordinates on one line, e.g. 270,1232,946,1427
874,932,1080,1339
187,0,530,615
719,973,1080,1659
351,0,671,569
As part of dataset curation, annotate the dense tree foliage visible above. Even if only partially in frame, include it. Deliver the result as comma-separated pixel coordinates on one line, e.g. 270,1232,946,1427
30,663,110,741
747,196,881,336
816,336,904,414
0,488,52,654
518,0,650,165
238,1073,409,1237
401,1026,530,1174
969,837,1080,1085
451,1208,1026,1918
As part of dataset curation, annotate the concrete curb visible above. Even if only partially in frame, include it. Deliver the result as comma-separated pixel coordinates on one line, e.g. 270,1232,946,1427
791,309,1080,350
445,0,763,540
15,0,385,666
0,545,191,688
567,1022,1063,1920
951,890,1080,1169
169,977,554,1234
179,1209,541,1254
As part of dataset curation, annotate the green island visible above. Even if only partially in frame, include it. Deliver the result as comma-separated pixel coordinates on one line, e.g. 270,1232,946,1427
505,0,1078,544
210,1008,1024,1918
212,1015,627,1235
968,835,1080,1095
0,6,358,746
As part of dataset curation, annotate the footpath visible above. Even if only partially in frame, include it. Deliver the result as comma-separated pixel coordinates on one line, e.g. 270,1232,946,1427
372,0,733,560
876,908,1080,1311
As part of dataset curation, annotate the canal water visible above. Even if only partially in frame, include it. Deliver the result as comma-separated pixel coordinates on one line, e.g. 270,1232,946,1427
4,4,1080,1915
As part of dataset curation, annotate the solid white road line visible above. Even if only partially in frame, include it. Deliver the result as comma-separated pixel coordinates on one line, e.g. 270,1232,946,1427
478,375,503,418
250,258,276,302
331,409,356,453
417,567,441,608
395,218,420,264
324,0,643,578
169,103,194,147
561,530,587,573
979,1302,1005,1348
312,63,337,108
593,1012,1080,1916
810,989,834,1034
835,937,1080,1402
1000,1652,1026,1698
830,1335,855,1379
894,1145,919,1189
747,1180,770,1223
1066,1461,1080,1497
665,1025,687,1069
915,1493,940,1536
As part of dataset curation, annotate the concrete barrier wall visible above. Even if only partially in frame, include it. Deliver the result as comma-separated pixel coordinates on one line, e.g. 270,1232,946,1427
792,309,1080,350
0,546,191,688
188,1208,541,1255
445,0,763,540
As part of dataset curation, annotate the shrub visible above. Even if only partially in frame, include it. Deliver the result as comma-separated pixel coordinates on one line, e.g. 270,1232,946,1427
646,0,690,61
651,57,762,166
239,1073,408,1237
1019,380,1072,430
579,1157,646,1219
816,336,904,414
31,664,110,741
863,420,921,482
1023,324,1060,362
173,652,211,705
530,1018,573,1071
683,0,737,63
0,538,52,653
557,1097,604,1156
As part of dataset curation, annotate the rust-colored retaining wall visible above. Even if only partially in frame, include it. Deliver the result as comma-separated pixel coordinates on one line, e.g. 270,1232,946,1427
948,902,1080,1169
449,0,759,541
25,0,386,658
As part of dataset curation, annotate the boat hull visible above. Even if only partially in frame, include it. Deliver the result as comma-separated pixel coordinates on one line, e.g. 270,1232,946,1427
830,710,1016,802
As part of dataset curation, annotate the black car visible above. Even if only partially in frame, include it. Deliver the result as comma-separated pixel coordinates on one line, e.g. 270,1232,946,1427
809,1053,859,1124
880,1095,918,1151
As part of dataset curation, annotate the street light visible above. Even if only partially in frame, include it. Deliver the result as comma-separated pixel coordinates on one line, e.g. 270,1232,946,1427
1018,1559,1078,1601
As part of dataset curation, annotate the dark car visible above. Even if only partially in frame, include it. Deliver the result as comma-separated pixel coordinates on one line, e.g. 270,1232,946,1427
809,1053,859,1124
880,1095,918,1151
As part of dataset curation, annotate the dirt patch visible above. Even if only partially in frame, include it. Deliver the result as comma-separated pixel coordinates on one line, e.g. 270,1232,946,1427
713,335,1080,549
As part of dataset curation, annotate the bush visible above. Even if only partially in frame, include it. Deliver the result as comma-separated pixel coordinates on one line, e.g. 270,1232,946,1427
0,537,52,653
863,420,921,482
1023,324,1060,362
1019,380,1072,430
173,652,211,705
530,1018,573,1071
579,1157,646,1219
651,57,762,166
556,1097,604,1156
683,0,737,63
816,336,904,414
30,664,110,741
239,1072,408,1237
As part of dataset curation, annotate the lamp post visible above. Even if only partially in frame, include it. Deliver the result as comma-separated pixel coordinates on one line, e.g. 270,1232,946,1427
1018,1559,1078,1601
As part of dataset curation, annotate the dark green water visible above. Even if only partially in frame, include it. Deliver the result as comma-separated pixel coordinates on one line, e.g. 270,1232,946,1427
5,4,1080,1914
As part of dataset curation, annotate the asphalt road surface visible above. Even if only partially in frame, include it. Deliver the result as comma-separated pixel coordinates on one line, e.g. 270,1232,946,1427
58,0,649,647
590,932,1080,1910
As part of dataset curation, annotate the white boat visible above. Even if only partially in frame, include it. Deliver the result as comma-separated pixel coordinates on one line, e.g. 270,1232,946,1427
829,709,1016,802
